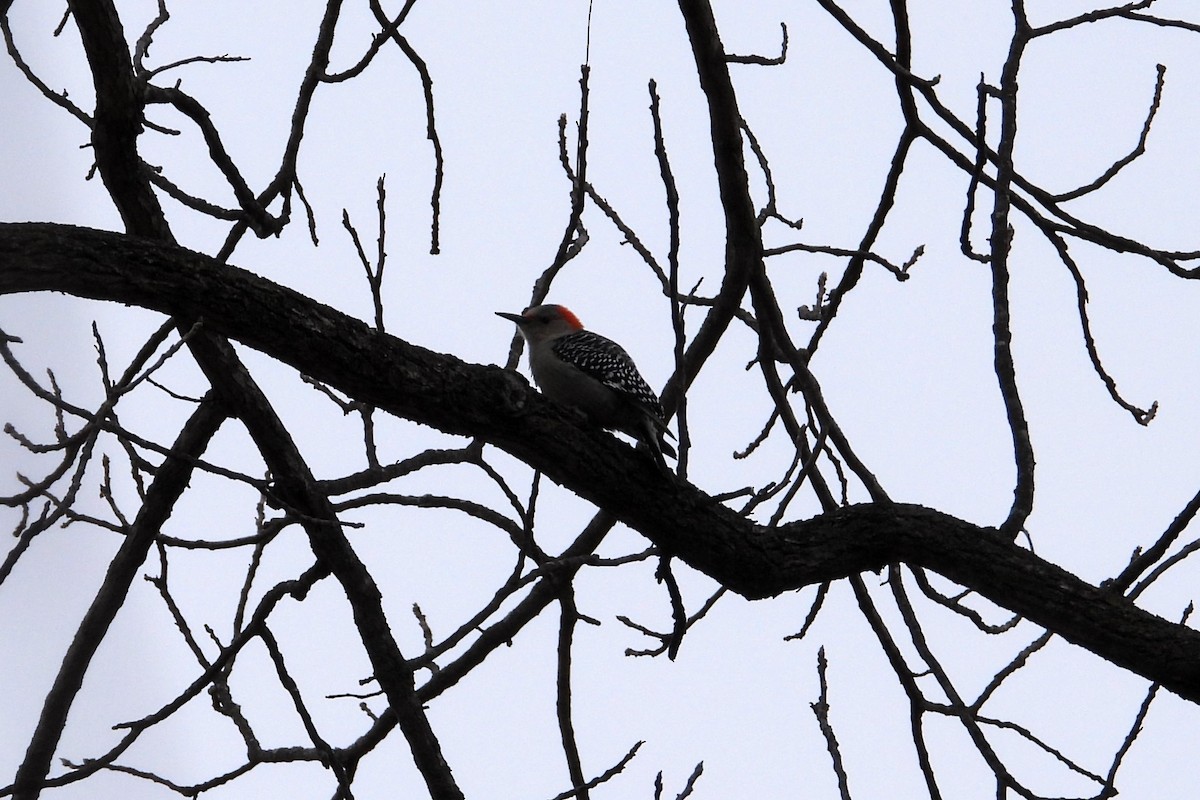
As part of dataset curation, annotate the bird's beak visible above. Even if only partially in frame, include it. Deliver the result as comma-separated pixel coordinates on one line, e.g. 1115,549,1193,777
495,311,525,324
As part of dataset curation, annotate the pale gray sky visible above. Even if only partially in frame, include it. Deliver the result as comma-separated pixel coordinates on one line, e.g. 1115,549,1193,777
4,1,1200,798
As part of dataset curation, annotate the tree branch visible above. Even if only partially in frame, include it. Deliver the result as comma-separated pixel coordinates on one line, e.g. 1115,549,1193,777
11,394,229,798
3,222,1200,703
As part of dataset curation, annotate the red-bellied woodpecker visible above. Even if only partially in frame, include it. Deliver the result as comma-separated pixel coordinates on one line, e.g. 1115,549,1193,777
496,304,677,469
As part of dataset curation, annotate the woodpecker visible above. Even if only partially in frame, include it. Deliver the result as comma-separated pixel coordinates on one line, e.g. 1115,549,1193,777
497,304,677,469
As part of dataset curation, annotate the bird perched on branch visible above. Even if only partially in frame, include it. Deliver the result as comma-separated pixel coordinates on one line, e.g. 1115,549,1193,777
497,304,676,470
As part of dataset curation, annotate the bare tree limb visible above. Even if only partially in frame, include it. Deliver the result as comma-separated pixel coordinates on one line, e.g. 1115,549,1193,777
4,222,1200,704
11,395,229,798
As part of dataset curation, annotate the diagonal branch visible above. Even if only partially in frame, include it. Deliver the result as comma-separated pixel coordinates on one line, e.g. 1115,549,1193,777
63,0,462,794
661,0,763,413
11,394,229,798
4,222,1200,705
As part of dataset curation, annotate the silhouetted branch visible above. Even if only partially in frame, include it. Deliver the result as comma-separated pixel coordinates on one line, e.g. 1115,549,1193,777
811,648,852,800
6,222,1200,708
11,396,229,797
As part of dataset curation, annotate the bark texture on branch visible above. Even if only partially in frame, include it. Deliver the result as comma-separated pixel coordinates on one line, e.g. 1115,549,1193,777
3,221,1200,702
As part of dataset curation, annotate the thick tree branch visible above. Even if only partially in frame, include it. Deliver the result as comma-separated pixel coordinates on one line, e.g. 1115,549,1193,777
661,0,762,412
66,0,170,239
63,0,463,793
11,395,229,798
3,222,1200,703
